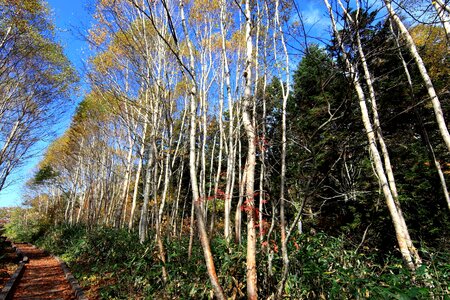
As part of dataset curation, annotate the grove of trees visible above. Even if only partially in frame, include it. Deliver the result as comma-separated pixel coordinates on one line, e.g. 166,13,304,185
3,0,450,298
0,0,77,192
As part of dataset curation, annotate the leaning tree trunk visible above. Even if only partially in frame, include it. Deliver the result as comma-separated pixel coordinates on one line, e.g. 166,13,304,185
179,1,225,299
432,0,450,44
339,0,421,266
384,0,450,153
389,20,450,211
324,0,418,270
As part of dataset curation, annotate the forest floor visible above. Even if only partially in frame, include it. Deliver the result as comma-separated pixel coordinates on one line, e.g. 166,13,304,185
0,237,19,290
10,243,76,300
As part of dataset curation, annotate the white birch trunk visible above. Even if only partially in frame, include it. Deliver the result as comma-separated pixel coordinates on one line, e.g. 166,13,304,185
179,1,225,298
325,0,417,270
340,0,421,266
243,0,258,298
389,21,450,211
384,0,450,153
432,0,450,43
274,0,291,295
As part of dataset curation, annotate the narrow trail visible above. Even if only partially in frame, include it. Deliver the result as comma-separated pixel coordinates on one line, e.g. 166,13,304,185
11,244,77,300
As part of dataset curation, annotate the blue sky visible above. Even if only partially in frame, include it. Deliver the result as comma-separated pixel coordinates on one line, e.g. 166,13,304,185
0,0,91,207
0,0,329,207
0,0,344,207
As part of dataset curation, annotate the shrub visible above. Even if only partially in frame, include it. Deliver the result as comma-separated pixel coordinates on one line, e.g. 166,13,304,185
270,232,450,299
4,208,50,242
10,220,450,299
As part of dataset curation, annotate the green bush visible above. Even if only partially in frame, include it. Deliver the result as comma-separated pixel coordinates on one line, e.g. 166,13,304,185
270,232,450,299
36,226,242,299
36,225,155,299
10,220,450,299
4,208,50,242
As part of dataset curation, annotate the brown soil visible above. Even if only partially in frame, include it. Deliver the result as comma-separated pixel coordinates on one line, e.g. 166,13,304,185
11,244,77,300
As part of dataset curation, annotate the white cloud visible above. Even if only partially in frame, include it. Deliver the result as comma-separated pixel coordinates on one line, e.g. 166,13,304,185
299,1,329,28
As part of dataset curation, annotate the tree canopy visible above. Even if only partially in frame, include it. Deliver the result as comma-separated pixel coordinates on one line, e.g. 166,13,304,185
3,0,450,298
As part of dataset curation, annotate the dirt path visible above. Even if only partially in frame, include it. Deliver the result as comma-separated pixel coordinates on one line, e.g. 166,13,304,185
11,244,77,300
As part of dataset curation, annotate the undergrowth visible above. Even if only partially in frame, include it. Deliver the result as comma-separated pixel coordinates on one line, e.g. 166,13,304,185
6,222,450,299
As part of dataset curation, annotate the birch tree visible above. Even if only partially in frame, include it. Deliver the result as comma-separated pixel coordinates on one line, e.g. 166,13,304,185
242,0,258,297
0,0,76,193
383,0,450,154
324,0,420,270
431,0,450,43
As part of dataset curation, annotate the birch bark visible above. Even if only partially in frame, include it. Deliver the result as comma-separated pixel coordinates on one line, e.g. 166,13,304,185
243,0,258,297
179,0,225,298
384,0,450,153
324,0,418,270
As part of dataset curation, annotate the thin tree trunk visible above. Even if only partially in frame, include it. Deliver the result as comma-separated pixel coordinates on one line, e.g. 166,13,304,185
384,0,450,153
155,112,172,283
340,0,421,266
179,1,225,298
235,137,244,244
275,0,291,295
129,118,148,230
220,0,235,241
259,1,270,243
389,21,450,211
171,161,184,236
325,0,417,270
188,180,196,258
139,143,154,243
432,0,450,44
115,136,134,228
243,0,258,298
